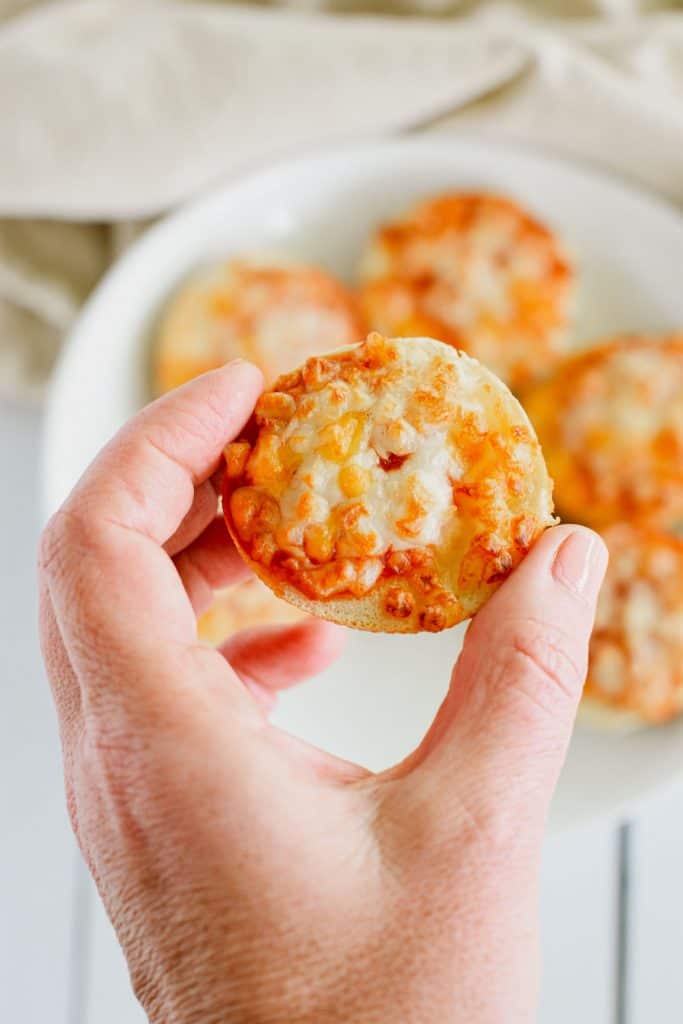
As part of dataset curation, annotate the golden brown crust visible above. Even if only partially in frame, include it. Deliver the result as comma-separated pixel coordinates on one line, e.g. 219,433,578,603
583,524,683,726
523,335,683,529
358,193,574,391
223,333,555,633
152,260,364,394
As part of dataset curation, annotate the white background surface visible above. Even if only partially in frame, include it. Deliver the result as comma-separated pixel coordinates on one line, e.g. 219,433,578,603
4,401,683,1023
0,401,73,1023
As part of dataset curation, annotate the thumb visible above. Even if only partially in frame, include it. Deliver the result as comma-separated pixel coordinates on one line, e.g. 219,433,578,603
403,525,608,836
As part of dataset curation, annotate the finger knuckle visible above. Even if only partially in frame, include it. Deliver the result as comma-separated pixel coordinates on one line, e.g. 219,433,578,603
80,713,146,808
37,507,85,578
146,400,217,465
505,619,585,713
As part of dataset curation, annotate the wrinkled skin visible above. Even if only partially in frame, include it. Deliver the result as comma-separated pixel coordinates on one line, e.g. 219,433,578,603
38,361,606,1024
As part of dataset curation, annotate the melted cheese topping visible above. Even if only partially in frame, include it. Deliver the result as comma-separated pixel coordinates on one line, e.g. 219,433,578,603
585,524,683,724
276,343,475,554
359,193,574,390
224,334,555,631
153,260,363,393
524,336,683,528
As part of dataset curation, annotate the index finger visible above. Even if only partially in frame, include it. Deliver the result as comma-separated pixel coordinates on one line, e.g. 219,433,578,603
74,359,263,545
39,361,263,696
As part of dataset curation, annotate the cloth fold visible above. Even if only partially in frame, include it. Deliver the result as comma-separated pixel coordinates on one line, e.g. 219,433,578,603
1,0,682,400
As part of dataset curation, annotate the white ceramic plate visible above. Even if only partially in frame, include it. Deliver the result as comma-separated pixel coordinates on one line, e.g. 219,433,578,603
44,137,683,832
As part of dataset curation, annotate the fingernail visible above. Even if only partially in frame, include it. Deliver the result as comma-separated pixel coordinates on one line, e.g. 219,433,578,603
552,529,608,600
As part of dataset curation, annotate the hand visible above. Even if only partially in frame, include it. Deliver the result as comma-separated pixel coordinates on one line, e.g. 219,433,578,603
38,361,607,1024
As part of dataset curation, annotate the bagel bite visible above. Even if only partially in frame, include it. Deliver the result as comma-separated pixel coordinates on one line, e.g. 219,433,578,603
523,335,683,529
223,333,555,633
153,260,364,394
358,193,574,390
197,577,305,647
581,524,683,728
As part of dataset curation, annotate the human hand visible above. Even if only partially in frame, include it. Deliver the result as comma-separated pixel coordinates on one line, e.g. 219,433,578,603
38,361,607,1024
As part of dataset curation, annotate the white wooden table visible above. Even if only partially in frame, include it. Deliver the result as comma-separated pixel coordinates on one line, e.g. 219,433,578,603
2,399,681,1023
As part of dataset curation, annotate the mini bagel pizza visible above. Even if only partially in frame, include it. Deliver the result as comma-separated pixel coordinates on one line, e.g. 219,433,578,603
581,524,683,729
197,577,306,647
153,260,364,394
523,335,683,530
223,333,555,633
358,193,575,391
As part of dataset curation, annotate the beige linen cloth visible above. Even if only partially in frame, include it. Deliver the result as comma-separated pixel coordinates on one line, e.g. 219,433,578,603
1,0,683,400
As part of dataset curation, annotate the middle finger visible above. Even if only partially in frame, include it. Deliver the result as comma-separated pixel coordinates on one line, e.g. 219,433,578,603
174,516,251,615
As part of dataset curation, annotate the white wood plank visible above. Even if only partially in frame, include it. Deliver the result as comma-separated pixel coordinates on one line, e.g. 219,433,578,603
629,780,683,1024
87,819,617,1022
539,822,617,1024
0,402,74,1024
